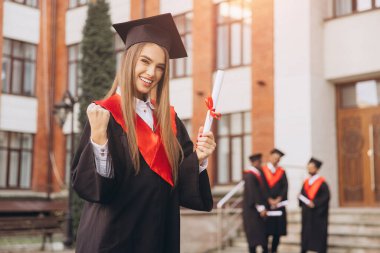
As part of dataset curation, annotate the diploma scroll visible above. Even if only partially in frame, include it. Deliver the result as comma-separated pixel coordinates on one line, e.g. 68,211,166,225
298,194,311,205
202,70,224,133
267,211,283,217
276,200,288,208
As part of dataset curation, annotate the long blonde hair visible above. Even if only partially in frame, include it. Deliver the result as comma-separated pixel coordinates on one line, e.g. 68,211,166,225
106,42,183,185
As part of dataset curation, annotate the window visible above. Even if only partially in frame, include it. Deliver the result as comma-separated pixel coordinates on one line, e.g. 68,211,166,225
216,111,251,184
2,39,37,96
333,0,380,17
7,0,38,8
215,0,252,70
339,79,380,108
68,44,82,97
0,131,34,189
170,12,193,79
68,0,88,9
115,34,125,71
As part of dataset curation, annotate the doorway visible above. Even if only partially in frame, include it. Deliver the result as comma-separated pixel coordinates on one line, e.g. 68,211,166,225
337,79,380,206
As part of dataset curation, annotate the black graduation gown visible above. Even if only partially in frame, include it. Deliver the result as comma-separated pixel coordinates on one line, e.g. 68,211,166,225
300,181,330,253
242,168,268,247
262,170,288,236
71,114,213,253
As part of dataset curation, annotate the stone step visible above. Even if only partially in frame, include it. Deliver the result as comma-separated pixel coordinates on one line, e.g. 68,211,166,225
287,215,380,226
233,234,380,250
287,210,380,225
216,209,380,253
214,244,380,253
328,208,380,215
239,223,380,237
288,208,380,215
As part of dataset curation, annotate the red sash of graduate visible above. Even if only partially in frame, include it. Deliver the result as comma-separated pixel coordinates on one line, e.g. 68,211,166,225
94,94,177,187
303,176,325,201
244,167,262,184
262,165,284,188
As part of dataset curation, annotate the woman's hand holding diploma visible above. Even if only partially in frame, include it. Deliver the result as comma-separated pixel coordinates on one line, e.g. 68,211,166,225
196,126,216,164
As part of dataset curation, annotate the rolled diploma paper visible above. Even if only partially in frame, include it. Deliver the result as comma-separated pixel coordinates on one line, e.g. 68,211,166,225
298,194,311,205
267,211,283,217
202,70,224,134
276,200,289,208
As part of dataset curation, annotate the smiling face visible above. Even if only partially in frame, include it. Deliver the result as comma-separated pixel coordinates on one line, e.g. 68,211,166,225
134,43,166,100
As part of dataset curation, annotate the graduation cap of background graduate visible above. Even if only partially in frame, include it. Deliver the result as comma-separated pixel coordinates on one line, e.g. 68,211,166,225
249,153,262,162
270,148,285,157
308,157,323,169
112,13,187,59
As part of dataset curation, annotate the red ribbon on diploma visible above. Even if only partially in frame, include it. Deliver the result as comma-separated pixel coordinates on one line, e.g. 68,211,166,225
205,97,221,120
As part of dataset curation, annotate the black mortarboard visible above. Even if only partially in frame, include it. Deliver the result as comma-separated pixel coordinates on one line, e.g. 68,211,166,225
249,153,262,162
270,148,285,157
112,13,187,59
308,157,323,169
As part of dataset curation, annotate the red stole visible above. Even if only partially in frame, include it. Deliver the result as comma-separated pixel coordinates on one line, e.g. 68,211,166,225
244,167,262,184
303,176,325,201
262,165,284,188
94,94,177,187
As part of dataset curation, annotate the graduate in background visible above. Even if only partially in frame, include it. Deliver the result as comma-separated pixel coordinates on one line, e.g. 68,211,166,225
71,14,215,253
299,158,330,253
261,149,288,253
243,153,269,253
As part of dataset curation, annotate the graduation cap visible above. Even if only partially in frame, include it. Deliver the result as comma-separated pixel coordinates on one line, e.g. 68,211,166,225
270,148,285,157
308,157,323,169
112,13,187,59
249,153,262,162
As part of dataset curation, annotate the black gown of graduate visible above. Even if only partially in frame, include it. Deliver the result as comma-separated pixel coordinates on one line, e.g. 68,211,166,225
261,165,288,236
300,178,330,253
71,96,213,253
242,167,268,247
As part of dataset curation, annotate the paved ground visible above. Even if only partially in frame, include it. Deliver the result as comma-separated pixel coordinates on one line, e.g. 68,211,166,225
0,236,74,253
0,251,74,253
0,249,74,253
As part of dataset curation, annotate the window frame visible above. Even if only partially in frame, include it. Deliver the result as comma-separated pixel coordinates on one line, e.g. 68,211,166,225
215,0,252,70
331,0,380,18
115,33,126,71
7,0,39,8
67,44,82,97
68,0,88,9
0,131,34,190
215,111,251,185
2,38,37,97
170,11,193,79
338,78,380,109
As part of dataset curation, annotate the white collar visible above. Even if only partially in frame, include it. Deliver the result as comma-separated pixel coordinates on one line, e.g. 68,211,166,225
116,86,155,110
248,165,260,175
135,97,155,110
308,174,320,185
267,162,277,173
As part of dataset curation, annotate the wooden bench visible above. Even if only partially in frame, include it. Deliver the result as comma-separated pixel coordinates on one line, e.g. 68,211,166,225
0,212,65,250
0,200,66,250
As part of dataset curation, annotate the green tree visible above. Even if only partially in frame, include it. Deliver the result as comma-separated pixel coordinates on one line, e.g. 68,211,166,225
73,0,115,240
79,0,116,128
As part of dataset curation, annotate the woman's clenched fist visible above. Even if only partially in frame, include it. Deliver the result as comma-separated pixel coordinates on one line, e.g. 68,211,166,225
87,103,110,145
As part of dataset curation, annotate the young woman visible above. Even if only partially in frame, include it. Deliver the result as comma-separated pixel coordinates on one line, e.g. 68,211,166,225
71,14,216,253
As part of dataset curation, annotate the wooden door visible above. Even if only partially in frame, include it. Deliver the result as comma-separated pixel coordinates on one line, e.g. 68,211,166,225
338,102,380,206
